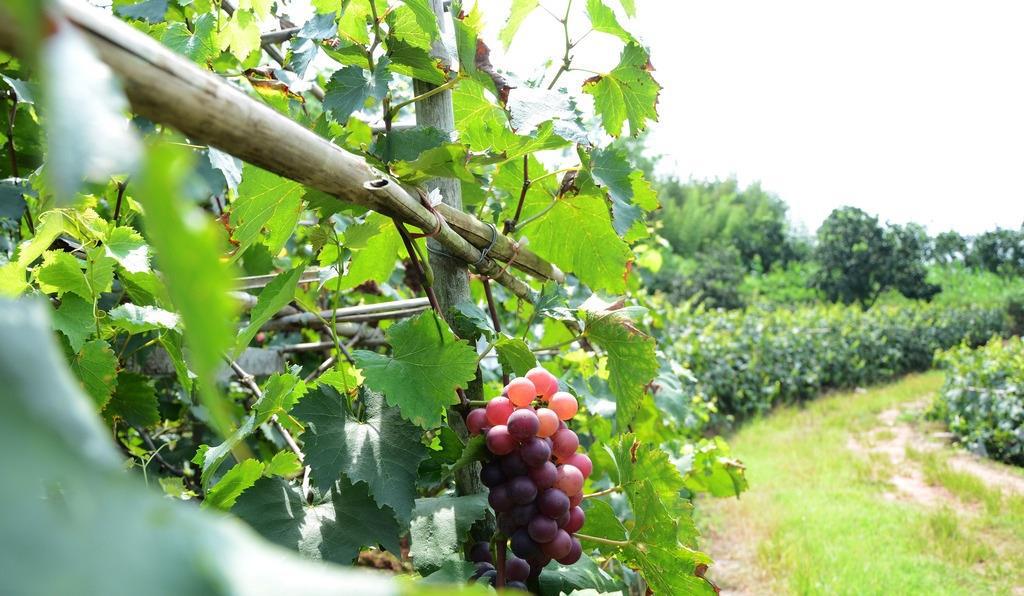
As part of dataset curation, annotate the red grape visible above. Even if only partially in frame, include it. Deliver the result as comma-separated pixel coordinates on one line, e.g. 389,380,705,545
564,453,592,478
554,509,570,528
508,476,538,505
466,408,488,435
526,366,559,400
565,506,585,534
488,484,513,512
541,529,572,559
537,488,569,518
568,491,583,508
549,391,578,420
505,556,531,582
520,437,551,467
507,408,539,440
557,537,582,565
555,464,584,496
528,461,557,490
551,428,580,460
486,425,516,455
527,515,558,543
505,377,537,407
485,397,514,426
535,407,560,438
480,461,504,487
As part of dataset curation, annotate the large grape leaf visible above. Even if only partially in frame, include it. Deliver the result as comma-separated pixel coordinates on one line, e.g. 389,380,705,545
217,9,261,60
453,79,512,152
230,165,306,259
583,305,657,428
582,43,660,138
136,144,238,436
495,336,536,377
590,145,658,236
162,13,218,63
232,475,403,564
524,191,632,293
107,303,180,334
292,385,429,524
352,311,478,429
369,125,448,163
37,250,88,299
387,39,448,85
0,299,397,595
71,339,118,409
204,458,265,510
538,553,625,595
408,494,489,574
323,59,391,124
104,226,151,273
585,0,634,43
338,212,404,290
103,371,160,427
51,294,94,352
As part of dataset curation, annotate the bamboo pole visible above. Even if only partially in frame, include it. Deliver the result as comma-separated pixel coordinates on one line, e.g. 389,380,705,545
0,0,563,302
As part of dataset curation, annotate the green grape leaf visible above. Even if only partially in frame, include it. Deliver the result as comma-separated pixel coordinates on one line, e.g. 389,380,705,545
298,11,337,40
236,263,304,352
388,4,434,51
617,0,636,16
369,126,448,163
538,553,625,595
397,0,441,45
103,371,160,427
162,13,218,63
387,39,448,85
315,361,362,396
115,0,168,23
37,250,88,299
500,0,539,49
218,9,261,60
678,437,749,498
453,78,512,152
583,306,658,428
83,248,116,301
590,145,657,236
409,493,489,574
159,332,193,393
232,475,402,564
71,340,118,409
449,434,487,473
292,386,429,524
323,59,391,124
265,451,303,477
105,226,151,273
507,87,587,143
451,300,495,341
352,311,478,429
524,192,632,293
107,303,180,334
391,143,476,184
255,371,306,426
136,144,238,437
339,212,404,290
203,458,265,510
52,295,95,352
585,0,634,43
582,43,660,138
495,336,536,377
230,164,305,258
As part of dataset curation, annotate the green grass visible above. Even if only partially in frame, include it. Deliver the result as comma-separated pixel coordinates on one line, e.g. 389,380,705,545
699,372,1024,595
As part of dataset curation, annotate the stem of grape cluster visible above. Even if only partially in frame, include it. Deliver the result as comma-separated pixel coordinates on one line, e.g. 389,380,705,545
495,535,507,588
583,485,622,499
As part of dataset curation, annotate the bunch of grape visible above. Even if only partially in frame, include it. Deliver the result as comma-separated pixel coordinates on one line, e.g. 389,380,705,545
464,367,591,587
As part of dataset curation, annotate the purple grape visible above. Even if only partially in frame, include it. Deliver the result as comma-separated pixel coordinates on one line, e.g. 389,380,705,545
505,556,531,582
541,529,572,559
469,541,492,564
486,425,517,455
488,484,513,512
537,488,570,518
497,512,518,535
557,537,582,565
508,476,538,505
527,515,558,543
528,461,558,490
510,529,540,559
511,502,537,527
507,408,540,440
506,581,528,591
520,437,552,467
565,506,585,534
554,509,570,528
551,428,579,460
473,569,497,585
527,555,551,580
471,561,494,578
500,451,528,477
480,462,504,488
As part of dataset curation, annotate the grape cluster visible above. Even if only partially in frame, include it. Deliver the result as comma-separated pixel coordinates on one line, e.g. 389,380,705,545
464,367,591,587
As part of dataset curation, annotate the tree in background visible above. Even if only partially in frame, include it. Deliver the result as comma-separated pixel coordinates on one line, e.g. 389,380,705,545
651,246,748,309
658,177,800,271
966,228,1024,275
813,207,939,308
932,230,968,264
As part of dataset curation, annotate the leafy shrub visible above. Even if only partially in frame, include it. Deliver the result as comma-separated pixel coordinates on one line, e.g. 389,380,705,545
661,303,1005,424
937,338,1024,465
650,248,747,310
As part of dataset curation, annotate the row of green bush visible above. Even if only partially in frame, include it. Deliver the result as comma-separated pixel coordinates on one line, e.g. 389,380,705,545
936,339,1024,466
660,303,1007,425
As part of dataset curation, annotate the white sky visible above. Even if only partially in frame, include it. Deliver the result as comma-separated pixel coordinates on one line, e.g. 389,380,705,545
483,0,1024,235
